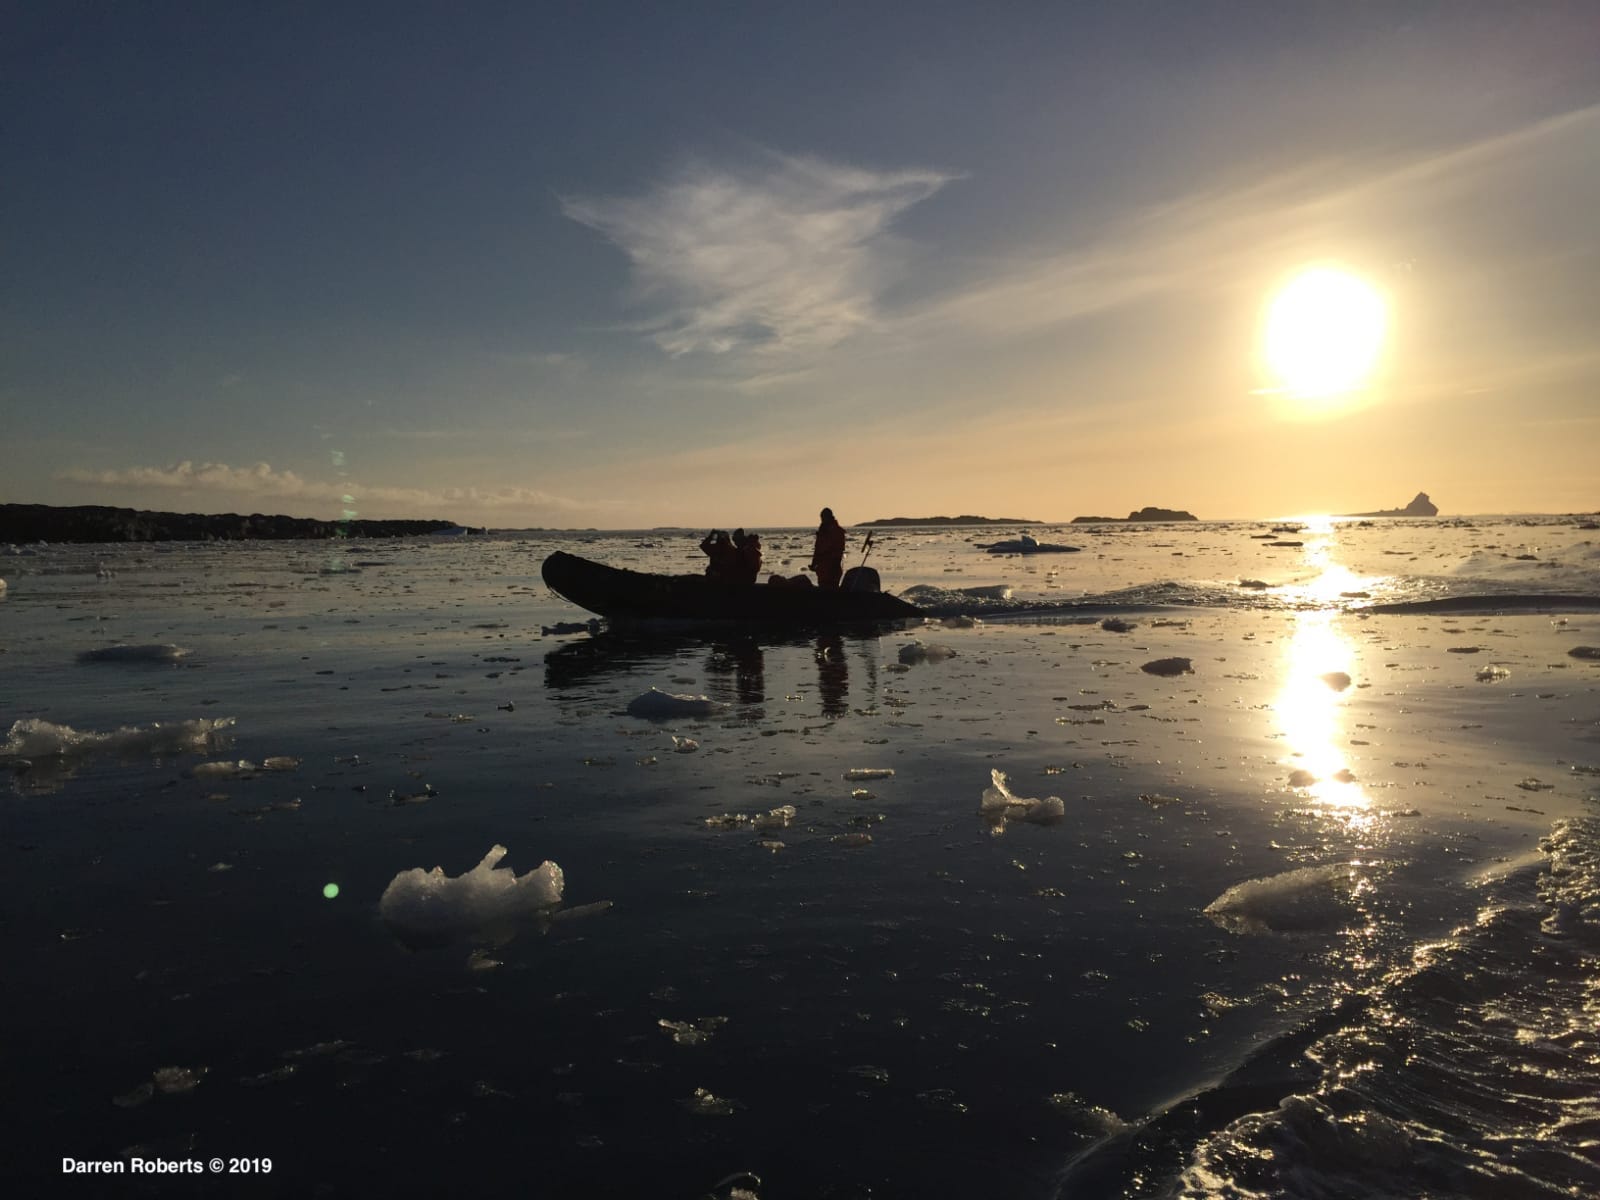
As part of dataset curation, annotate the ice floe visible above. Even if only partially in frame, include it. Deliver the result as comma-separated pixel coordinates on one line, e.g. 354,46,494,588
844,768,895,781
379,844,565,948
2,716,236,761
899,641,958,664
77,643,190,664
1203,863,1362,934
977,769,1065,832
626,688,727,719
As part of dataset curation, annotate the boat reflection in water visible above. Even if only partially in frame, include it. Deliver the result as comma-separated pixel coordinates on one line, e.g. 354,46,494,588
542,628,883,716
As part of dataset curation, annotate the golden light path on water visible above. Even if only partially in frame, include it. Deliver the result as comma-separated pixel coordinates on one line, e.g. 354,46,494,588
1273,517,1390,832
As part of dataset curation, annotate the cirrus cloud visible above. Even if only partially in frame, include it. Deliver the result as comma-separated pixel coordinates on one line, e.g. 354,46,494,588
562,152,960,357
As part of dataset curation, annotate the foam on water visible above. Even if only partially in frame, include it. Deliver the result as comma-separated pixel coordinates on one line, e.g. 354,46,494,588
1059,820,1600,1199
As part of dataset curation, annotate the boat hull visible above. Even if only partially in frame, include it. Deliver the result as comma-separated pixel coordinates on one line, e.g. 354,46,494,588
541,551,924,625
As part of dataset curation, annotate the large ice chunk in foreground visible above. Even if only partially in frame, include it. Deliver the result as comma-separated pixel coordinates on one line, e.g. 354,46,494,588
380,845,564,947
1204,863,1360,934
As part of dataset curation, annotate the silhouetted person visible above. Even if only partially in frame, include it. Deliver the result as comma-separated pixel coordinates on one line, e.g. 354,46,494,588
700,530,738,580
810,507,846,590
732,530,763,585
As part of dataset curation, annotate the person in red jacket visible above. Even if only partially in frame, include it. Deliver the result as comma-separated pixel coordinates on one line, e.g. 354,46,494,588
810,508,846,589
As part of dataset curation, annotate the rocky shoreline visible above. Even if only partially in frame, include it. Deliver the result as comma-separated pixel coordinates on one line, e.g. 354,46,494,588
0,503,458,544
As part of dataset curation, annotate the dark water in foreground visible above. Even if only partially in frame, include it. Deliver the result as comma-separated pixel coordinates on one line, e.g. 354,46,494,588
5,517,1600,1196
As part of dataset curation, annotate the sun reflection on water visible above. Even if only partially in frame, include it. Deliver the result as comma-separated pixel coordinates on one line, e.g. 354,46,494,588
1275,610,1372,824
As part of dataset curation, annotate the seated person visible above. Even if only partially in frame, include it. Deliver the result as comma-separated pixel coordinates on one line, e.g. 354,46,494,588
699,530,738,580
733,529,762,584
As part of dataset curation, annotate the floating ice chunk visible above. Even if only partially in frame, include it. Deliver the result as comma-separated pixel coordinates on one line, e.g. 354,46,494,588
832,832,873,847
844,768,894,781
957,584,1013,600
978,769,1065,833
626,688,727,719
1475,664,1511,682
2,716,235,760
1321,671,1352,691
192,760,257,779
752,804,796,832
379,845,564,947
1204,863,1361,934
1140,657,1194,677
658,1016,728,1046
77,643,189,664
899,641,958,664
680,1086,738,1116
672,735,700,753
260,756,301,771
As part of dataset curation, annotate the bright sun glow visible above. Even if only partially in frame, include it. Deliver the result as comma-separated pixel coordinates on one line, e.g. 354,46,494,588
1263,267,1387,399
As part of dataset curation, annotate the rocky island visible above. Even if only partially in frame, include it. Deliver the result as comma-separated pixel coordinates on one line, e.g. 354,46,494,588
1070,506,1198,523
1,503,459,543
1346,492,1439,518
859,515,1041,527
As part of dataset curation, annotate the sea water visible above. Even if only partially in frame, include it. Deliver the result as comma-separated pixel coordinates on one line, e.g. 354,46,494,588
4,515,1599,1197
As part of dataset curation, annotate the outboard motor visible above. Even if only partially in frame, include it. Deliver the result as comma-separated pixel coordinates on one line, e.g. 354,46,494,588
841,565,881,593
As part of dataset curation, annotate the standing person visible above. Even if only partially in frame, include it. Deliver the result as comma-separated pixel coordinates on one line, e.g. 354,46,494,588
810,507,846,589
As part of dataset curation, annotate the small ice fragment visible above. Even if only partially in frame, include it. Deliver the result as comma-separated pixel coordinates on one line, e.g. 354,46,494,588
658,1016,728,1046
627,688,726,719
192,760,257,779
1140,657,1193,676
467,949,501,972
978,769,1064,833
207,862,233,873
152,1065,207,1094
77,643,189,663
1475,665,1511,682
832,832,873,847
752,805,796,832
1320,671,1352,691
239,1065,297,1087
705,813,750,830
379,845,564,947
680,1086,737,1116
672,735,699,753
260,756,301,771
755,839,785,853
1100,618,1136,633
899,641,958,664
844,768,894,781
1139,793,1181,808
1287,769,1317,787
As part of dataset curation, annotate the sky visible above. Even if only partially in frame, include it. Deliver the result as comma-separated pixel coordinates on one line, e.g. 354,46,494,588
4,1,1599,528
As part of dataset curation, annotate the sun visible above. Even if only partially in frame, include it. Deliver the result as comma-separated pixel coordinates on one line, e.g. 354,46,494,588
1262,267,1387,399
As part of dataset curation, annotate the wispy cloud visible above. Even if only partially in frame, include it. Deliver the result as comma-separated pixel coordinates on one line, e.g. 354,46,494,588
56,461,604,516
562,152,959,356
